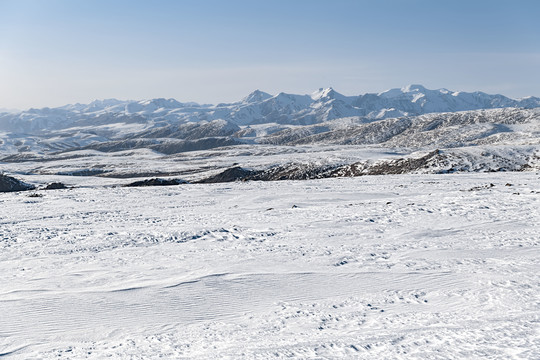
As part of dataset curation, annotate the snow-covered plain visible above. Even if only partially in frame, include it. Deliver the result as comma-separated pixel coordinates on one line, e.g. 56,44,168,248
1,85,539,358
1,171,539,359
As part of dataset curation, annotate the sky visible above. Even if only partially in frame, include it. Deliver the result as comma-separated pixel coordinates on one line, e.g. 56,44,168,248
0,0,539,109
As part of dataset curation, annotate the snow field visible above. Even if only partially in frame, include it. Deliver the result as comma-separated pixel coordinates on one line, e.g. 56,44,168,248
0,172,538,359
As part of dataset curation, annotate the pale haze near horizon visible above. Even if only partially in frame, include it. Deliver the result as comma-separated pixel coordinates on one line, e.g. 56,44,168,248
0,0,539,110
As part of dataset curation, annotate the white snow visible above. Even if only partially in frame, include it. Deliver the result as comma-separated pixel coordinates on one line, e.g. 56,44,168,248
2,85,538,142
1,85,539,359
0,171,538,359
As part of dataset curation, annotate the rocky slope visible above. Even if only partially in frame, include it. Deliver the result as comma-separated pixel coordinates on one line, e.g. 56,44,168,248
1,85,539,155
0,173,35,192
259,107,540,148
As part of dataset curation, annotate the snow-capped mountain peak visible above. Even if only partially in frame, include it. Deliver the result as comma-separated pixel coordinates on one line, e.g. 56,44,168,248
242,90,272,103
402,84,428,93
311,88,352,105
1,85,539,139
311,87,334,101
140,98,185,109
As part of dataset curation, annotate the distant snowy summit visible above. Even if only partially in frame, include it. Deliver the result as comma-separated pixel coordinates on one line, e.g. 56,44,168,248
1,85,539,133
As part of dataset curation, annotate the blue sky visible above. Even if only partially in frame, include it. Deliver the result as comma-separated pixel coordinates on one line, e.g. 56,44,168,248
0,0,539,109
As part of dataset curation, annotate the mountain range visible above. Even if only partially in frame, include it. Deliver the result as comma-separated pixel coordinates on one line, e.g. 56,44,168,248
0,85,539,156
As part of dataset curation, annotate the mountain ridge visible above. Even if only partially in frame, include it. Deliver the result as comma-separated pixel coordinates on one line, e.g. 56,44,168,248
2,85,539,134
1,85,539,156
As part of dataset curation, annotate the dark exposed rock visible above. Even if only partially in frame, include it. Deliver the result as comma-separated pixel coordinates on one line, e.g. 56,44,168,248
0,174,35,192
56,169,110,176
197,163,340,183
124,178,189,187
330,150,445,176
197,167,255,183
196,150,448,183
150,137,239,155
464,183,496,192
44,182,68,190
248,163,339,181
81,137,240,155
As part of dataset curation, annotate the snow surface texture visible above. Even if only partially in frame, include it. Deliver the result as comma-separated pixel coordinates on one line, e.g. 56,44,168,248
1,85,539,358
0,173,539,359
